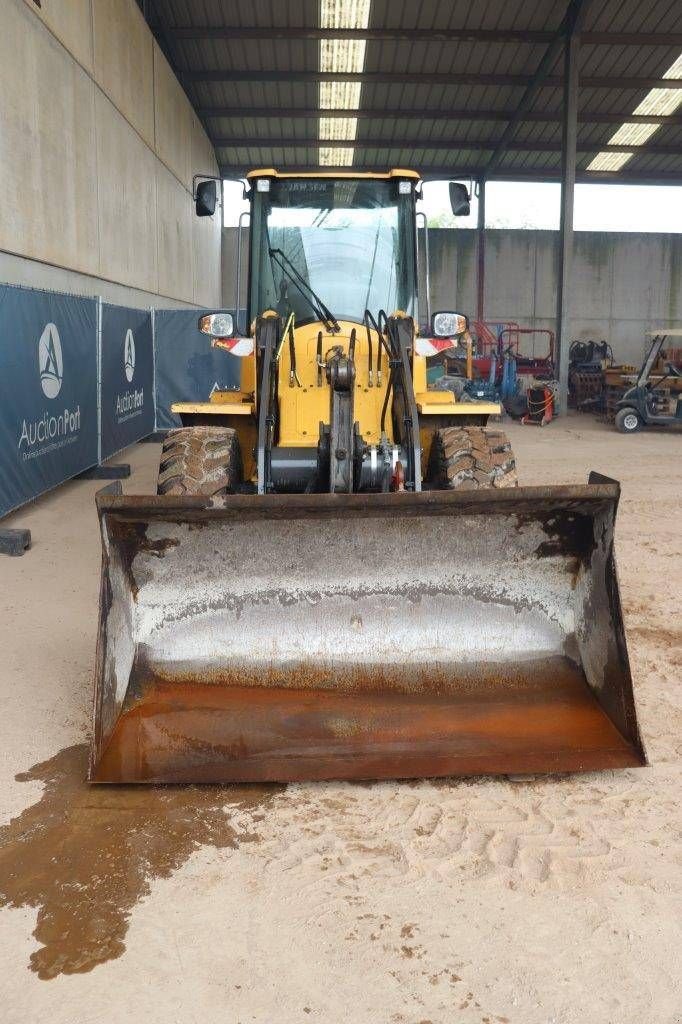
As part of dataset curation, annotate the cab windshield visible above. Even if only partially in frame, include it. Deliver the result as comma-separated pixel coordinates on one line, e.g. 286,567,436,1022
249,177,417,326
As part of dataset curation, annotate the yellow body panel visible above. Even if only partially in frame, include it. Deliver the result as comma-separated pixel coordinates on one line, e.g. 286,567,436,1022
171,400,254,416
417,400,500,416
278,321,393,446
179,312,500,475
412,350,428,392
415,391,455,406
276,321,501,447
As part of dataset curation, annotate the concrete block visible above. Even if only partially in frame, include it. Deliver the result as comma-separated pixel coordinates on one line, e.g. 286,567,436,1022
0,0,99,274
153,41,192,187
190,114,220,180
527,317,557,339
96,91,158,292
669,236,682,322
189,113,221,305
193,211,222,308
428,229,476,315
530,234,558,320
570,233,614,319
0,249,198,309
612,234,672,322
156,163,193,303
607,320,652,366
484,230,536,323
570,319,613,346
22,0,94,71
92,0,154,147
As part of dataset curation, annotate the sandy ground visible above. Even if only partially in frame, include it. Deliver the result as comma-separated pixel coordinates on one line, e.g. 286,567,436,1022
0,414,680,1024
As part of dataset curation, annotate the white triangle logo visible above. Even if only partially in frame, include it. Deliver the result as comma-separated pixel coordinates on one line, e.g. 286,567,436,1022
39,323,63,399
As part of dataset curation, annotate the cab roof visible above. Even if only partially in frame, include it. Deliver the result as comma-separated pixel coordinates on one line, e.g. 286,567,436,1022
246,168,420,181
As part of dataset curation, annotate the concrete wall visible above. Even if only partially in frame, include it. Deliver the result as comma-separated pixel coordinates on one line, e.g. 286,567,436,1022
427,228,682,365
223,226,682,366
0,0,222,308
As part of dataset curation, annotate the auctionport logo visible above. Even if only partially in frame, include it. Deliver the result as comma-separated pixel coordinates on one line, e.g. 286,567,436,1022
39,323,63,399
19,322,80,458
116,327,143,423
124,328,135,383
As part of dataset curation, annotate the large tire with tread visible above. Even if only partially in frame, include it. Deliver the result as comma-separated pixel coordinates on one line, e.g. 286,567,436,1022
428,426,518,490
157,426,242,496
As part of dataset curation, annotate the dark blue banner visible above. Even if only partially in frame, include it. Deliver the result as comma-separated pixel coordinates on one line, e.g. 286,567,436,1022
153,308,241,429
100,304,154,460
0,285,98,517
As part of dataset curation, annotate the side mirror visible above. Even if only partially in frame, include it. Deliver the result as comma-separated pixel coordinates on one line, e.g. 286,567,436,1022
449,182,470,217
196,179,218,217
432,311,469,338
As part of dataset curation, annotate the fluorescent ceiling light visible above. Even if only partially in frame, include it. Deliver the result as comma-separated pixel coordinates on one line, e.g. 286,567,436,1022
319,0,371,167
588,52,682,171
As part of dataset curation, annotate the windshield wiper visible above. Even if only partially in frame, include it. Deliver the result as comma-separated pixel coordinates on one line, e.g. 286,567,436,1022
269,247,340,334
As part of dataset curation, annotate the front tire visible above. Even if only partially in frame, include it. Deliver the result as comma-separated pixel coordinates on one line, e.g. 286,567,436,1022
157,426,242,495
614,408,642,434
427,426,518,489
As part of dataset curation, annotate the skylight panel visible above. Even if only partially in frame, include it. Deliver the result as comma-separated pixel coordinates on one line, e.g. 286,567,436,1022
318,1,371,166
588,52,682,172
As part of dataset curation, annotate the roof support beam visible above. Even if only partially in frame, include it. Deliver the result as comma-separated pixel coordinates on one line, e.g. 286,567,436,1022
556,3,584,413
182,70,682,89
212,138,682,156
220,166,682,186
148,0,212,145
162,26,682,46
200,106,682,126
149,0,178,70
483,0,590,178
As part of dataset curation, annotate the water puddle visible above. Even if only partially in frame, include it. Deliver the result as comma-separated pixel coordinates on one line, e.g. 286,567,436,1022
0,744,283,979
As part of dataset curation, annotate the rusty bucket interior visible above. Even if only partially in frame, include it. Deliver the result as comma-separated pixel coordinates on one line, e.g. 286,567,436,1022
90,483,646,783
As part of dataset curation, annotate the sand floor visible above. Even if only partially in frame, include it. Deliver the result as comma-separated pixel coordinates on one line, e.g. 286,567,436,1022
0,414,680,1024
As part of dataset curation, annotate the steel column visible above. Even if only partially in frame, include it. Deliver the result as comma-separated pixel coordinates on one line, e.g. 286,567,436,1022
476,179,486,323
556,16,582,412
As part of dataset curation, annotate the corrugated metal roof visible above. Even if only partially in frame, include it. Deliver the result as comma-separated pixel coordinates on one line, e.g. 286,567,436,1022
148,0,682,182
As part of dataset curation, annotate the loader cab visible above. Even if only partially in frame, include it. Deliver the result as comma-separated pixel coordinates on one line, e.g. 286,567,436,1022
174,167,498,498
246,169,419,330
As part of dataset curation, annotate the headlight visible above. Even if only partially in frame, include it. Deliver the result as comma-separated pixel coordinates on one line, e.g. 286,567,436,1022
199,312,234,338
432,311,469,338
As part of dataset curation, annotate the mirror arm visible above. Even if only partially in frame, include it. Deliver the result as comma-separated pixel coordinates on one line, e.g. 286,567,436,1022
416,212,431,333
235,211,251,335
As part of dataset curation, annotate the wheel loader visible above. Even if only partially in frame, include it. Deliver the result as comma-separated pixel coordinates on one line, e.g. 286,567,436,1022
90,168,646,783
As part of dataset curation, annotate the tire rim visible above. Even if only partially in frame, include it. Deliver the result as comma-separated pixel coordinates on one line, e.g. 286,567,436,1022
623,413,639,431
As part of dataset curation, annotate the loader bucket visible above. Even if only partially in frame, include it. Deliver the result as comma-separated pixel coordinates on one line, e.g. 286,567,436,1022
90,482,646,783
